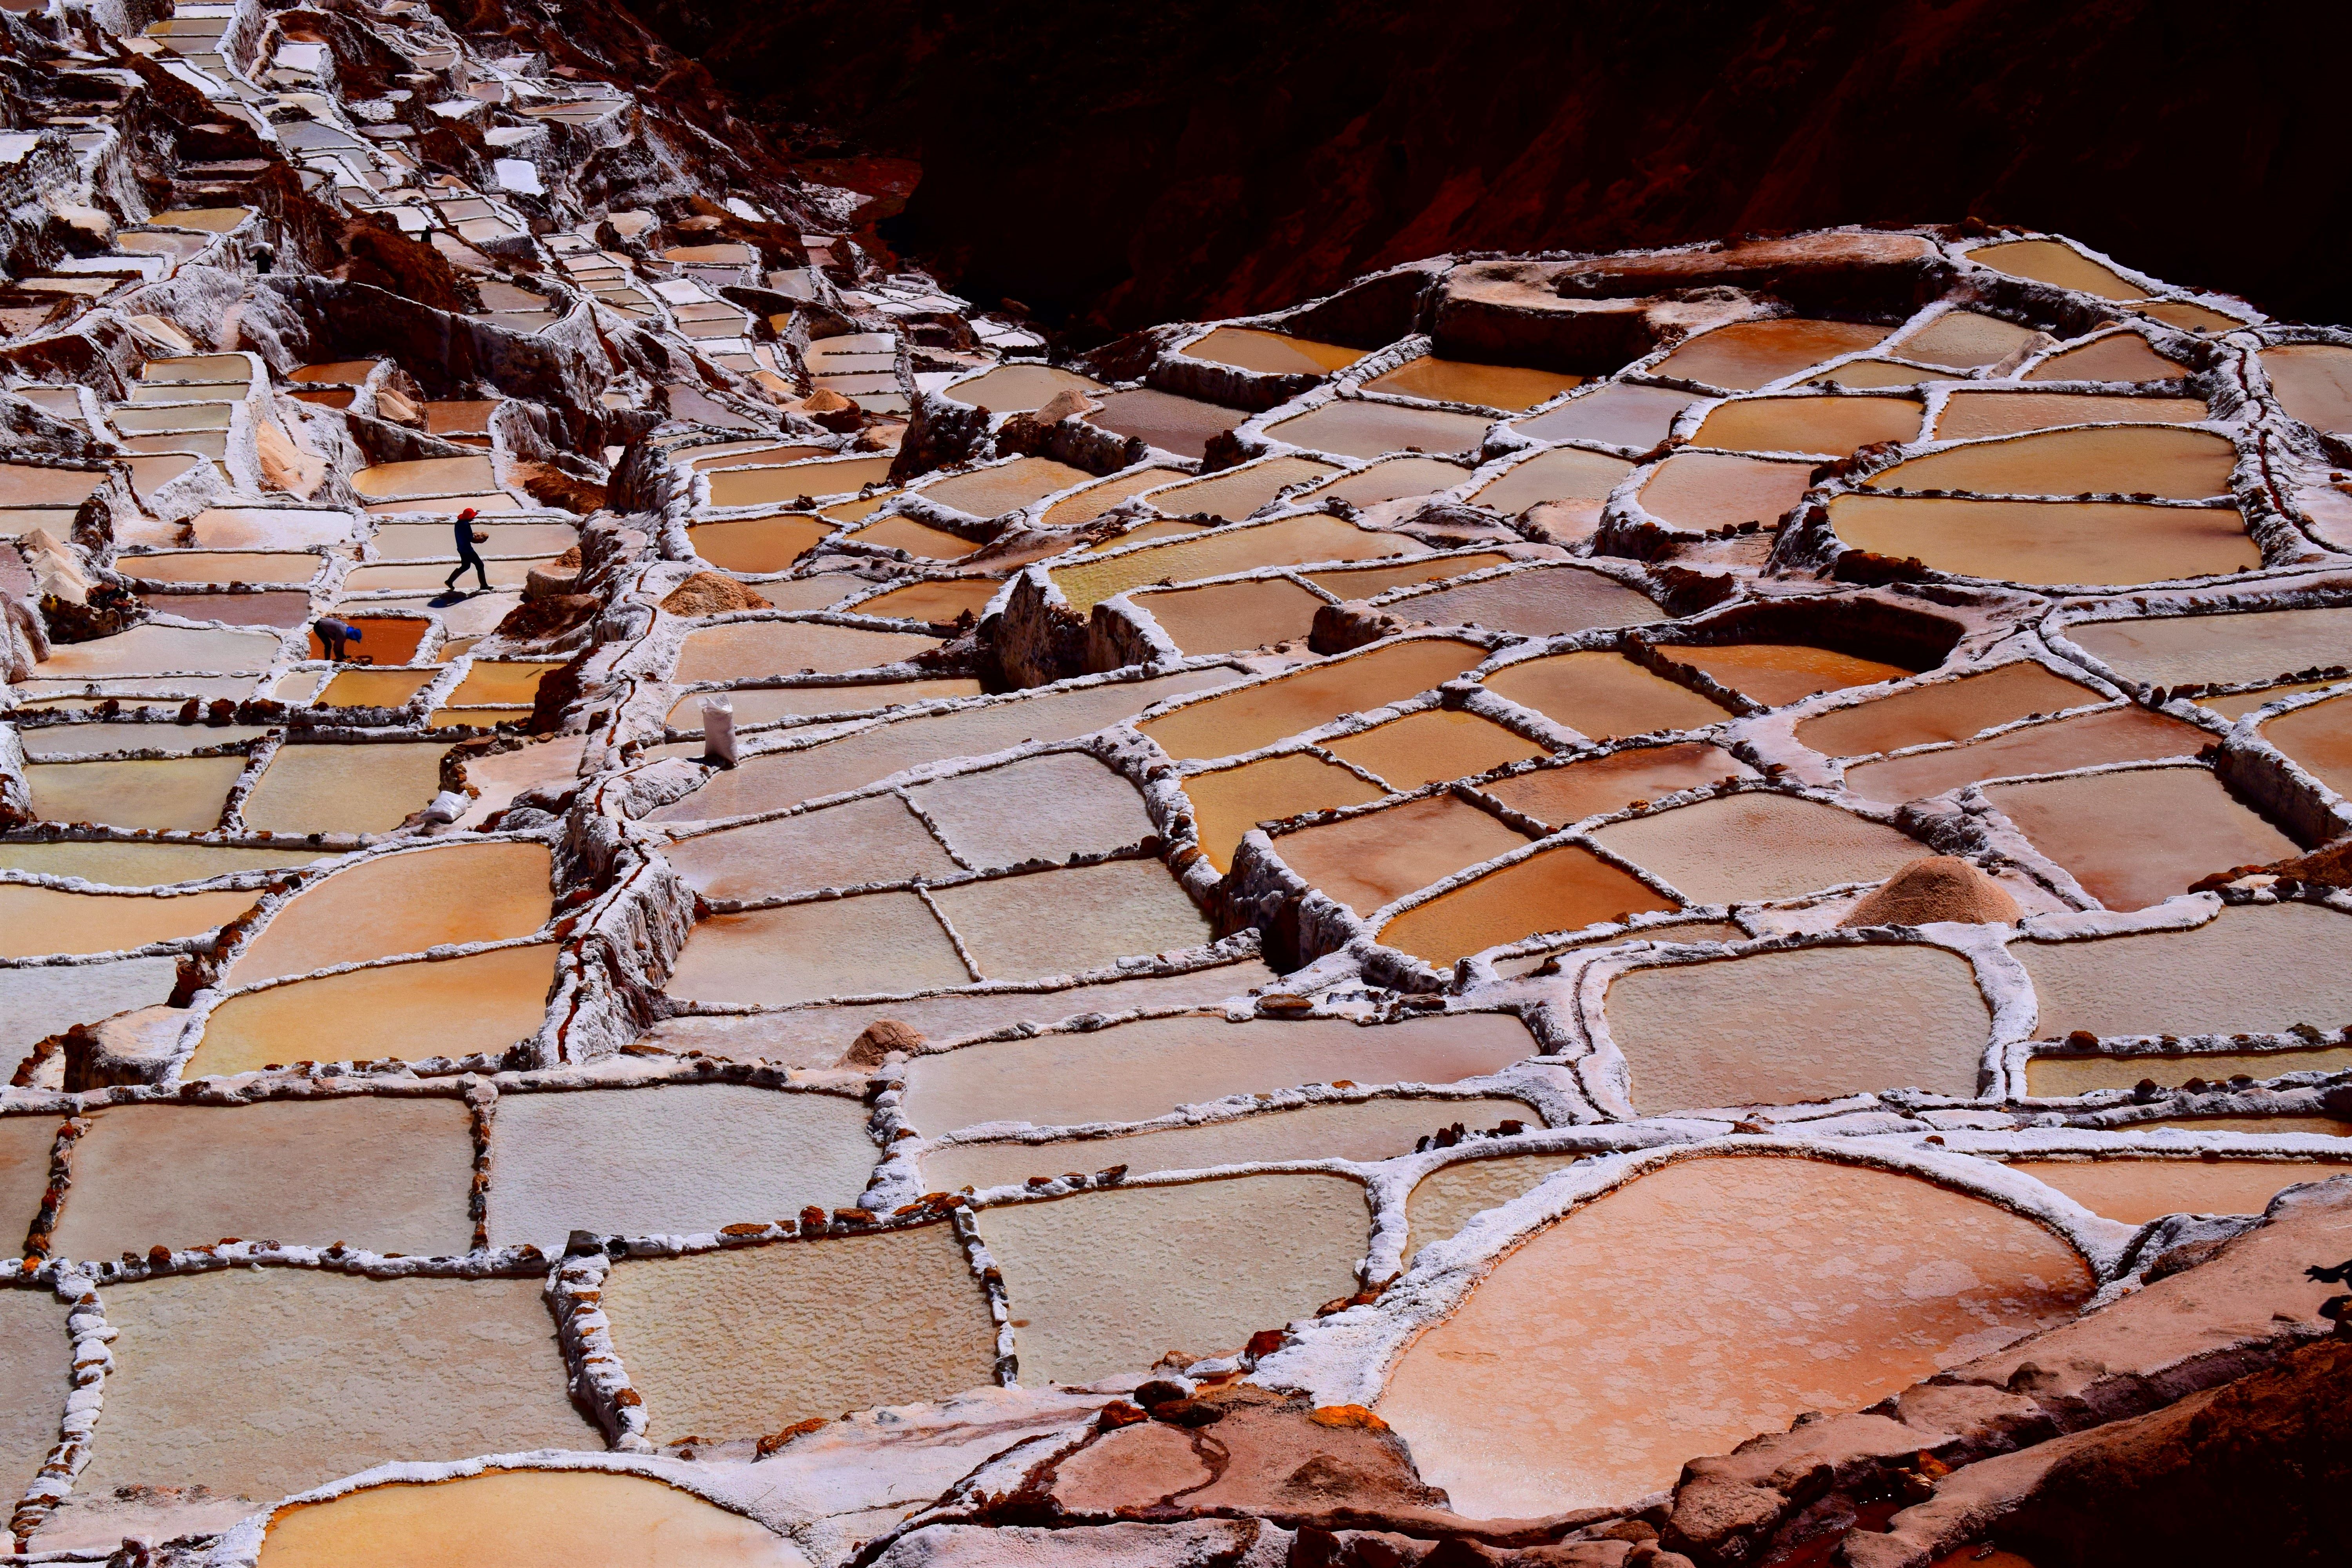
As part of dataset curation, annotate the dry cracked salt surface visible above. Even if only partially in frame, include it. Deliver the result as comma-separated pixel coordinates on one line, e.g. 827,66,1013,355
1,11,2350,1565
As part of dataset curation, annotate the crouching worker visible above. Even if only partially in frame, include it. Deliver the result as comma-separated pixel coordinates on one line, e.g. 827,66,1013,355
314,615,364,662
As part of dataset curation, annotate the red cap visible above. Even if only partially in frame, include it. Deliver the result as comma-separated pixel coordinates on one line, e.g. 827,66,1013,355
456,507,479,521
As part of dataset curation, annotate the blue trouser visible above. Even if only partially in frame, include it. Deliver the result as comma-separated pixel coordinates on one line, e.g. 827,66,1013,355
445,546,490,590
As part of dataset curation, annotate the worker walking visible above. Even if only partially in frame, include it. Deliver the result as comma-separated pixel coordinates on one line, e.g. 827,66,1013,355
443,506,492,593
314,615,364,662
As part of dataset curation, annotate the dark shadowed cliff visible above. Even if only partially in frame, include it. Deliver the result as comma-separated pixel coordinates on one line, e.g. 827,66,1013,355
613,0,2351,341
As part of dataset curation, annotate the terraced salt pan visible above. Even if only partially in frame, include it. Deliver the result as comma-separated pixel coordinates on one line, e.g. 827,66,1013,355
942,362,1106,410
256,1470,806,1567
1322,708,1545,788
2015,901,2352,1043
706,456,894,507
842,515,984,560
2209,680,2344,720
316,669,433,708
1133,457,1341,525
680,444,830,473
672,622,940,682
1970,239,2142,299
1690,394,1921,456
1842,706,2211,805
661,678,982,730
1492,917,1751,978
0,958,179,1063
1051,512,1408,615
1866,425,2237,499
2136,301,2243,333
664,795,956,899
24,755,245,830
1179,327,1365,376
1404,1153,1589,1260
913,457,1092,518
33,624,280,677
647,958,1280,1066
904,1011,1537,1134
907,751,1157,867
927,860,1213,979
1361,357,1580,410
1380,564,1664,638
1376,1155,2091,1515
2144,1116,2351,1137
1826,496,2259,585
2028,1045,2352,1097
2260,692,2352,797
1933,390,2208,441
1649,319,1891,390
1512,382,1694,447
1806,359,1940,388
241,743,452,835
855,578,1003,624
649,671,1235,823
1984,768,2295,911
1480,741,1758,828
53,1096,475,1259
1604,944,1991,1112
1132,577,1328,655
2024,333,2185,383
152,591,312,628
1882,312,2042,370
935,1098,1537,1196
1376,843,1676,965
668,892,970,1007
1,1111,59,1239
1589,793,1925,904
1086,388,1241,459
1296,457,1473,509
1271,794,1532,917
1264,401,1493,459
111,553,321,587
228,841,552,984
686,515,832,574
1481,651,1733,739
486,1085,877,1250
1179,752,1388,872
1042,468,1186,528
0,1287,65,1501
351,456,498,499
601,1225,997,1441
0,883,256,957
2065,608,2352,688
1636,450,1815,532
0,463,102,506
1655,642,1913,706
183,508,352,551
2258,344,2352,434
2005,1157,2346,1223
187,942,558,1076
1795,661,2105,759
975,1176,1368,1383
1140,638,1487,762
1304,553,1513,598
1468,446,1634,520
73,1269,593,1506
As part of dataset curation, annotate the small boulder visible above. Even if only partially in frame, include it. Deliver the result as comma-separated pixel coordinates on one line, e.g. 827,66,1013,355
660,572,773,617
1839,856,2021,928
841,1018,924,1068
